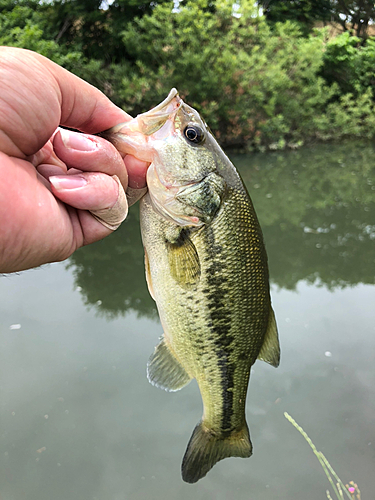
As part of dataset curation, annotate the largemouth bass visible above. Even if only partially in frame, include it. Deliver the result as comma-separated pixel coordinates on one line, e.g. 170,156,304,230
103,89,280,483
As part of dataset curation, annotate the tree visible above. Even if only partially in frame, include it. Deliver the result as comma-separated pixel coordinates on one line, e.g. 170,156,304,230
262,0,332,33
330,0,375,39
42,0,174,62
263,1,375,39
1,0,374,147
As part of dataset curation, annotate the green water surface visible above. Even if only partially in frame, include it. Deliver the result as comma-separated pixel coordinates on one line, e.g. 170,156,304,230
1,142,374,499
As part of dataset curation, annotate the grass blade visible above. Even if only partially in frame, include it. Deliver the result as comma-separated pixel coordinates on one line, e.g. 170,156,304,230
284,412,355,500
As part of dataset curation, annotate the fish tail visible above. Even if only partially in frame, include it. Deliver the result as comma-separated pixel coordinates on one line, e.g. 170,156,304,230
181,420,252,484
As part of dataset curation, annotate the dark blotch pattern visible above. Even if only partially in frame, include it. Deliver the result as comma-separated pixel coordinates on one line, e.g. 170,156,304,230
203,225,235,431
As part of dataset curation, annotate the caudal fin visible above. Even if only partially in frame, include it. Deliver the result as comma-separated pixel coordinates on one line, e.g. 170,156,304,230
181,421,252,483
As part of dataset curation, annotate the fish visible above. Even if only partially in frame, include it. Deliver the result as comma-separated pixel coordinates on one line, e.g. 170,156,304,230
102,89,280,483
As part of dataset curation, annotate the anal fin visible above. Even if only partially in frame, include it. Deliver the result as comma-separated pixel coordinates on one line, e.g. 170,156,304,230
257,307,280,367
147,337,192,392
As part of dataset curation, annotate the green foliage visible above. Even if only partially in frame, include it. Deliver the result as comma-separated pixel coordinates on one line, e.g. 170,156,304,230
330,0,375,39
117,2,339,147
313,89,375,140
0,1,83,67
263,0,375,39
262,0,332,34
321,31,375,96
0,0,375,147
38,0,173,62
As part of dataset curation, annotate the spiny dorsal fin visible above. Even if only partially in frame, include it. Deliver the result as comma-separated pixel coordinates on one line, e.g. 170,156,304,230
257,307,280,368
181,421,252,483
167,231,200,289
147,337,192,392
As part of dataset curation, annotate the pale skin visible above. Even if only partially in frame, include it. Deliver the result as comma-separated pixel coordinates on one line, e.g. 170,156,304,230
0,46,148,273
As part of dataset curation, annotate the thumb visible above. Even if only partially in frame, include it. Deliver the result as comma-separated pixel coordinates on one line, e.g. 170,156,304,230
50,172,128,231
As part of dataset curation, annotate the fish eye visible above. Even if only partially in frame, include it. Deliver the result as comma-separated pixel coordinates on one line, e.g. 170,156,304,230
184,125,205,144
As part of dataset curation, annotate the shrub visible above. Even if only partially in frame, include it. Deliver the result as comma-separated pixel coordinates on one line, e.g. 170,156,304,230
322,31,375,97
118,1,337,148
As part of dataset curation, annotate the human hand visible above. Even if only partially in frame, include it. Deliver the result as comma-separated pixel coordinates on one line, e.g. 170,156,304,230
0,47,148,273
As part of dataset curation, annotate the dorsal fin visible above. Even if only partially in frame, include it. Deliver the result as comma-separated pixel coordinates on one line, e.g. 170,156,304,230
257,307,280,368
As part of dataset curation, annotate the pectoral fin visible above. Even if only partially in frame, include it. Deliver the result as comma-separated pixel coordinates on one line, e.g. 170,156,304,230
257,307,280,368
147,337,192,392
167,230,201,289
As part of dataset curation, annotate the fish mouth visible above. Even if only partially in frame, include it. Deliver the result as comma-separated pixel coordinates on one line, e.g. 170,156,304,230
137,88,181,136
101,89,182,161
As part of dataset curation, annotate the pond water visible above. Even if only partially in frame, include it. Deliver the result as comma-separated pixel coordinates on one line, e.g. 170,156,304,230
1,142,374,500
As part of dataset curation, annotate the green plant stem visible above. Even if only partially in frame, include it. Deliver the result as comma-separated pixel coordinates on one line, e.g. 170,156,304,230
284,412,353,500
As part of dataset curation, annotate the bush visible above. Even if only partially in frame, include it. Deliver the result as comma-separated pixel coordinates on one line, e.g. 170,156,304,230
313,88,375,140
321,31,375,96
118,1,339,148
1,0,375,148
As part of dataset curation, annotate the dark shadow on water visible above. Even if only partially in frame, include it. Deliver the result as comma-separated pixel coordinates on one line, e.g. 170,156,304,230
67,206,157,319
68,141,375,317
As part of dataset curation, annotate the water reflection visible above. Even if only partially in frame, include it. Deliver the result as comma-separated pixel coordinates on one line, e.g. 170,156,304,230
2,141,374,499
68,141,375,316
236,141,375,290
68,208,157,318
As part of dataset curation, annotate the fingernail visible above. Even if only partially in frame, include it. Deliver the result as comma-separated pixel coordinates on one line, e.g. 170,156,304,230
59,128,98,151
50,175,88,190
